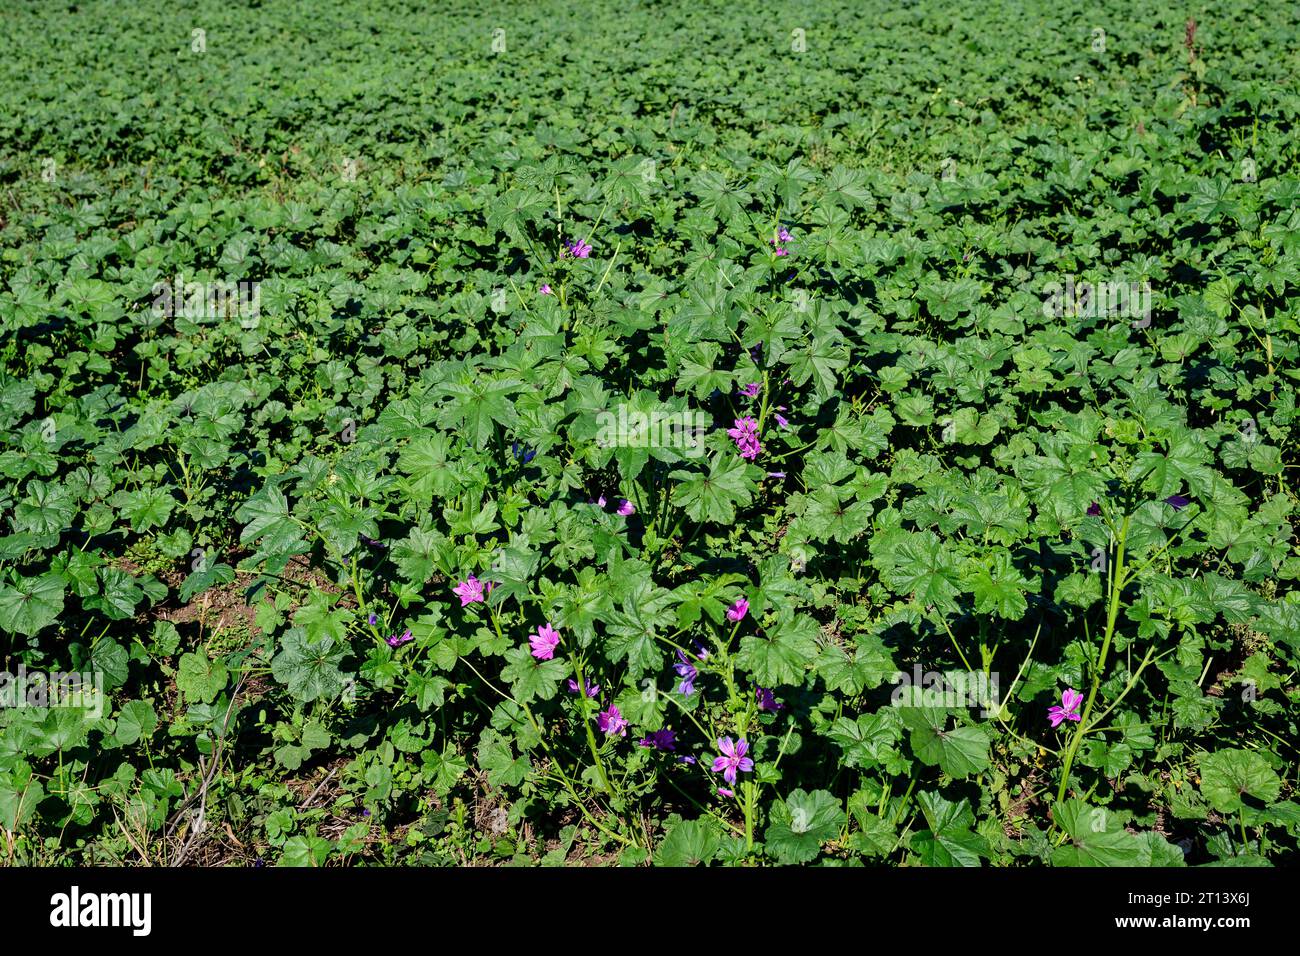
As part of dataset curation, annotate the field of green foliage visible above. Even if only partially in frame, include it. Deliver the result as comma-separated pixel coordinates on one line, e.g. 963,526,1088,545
1,0,1298,866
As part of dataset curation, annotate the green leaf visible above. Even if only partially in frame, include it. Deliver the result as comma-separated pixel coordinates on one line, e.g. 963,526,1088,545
0,573,65,636
764,789,845,864
176,651,228,705
1200,749,1282,813
670,453,757,524
271,628,346,703
899,706,991,778
911,790,987,867
655,817,721,867
1051,800,1153,867
114,700,158,747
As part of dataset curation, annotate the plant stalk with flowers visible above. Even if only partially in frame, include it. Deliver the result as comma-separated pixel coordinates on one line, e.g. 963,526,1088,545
1053,487,1194,805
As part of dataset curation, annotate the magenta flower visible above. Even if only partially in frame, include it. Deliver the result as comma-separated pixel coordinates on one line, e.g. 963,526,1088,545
453,575,486,606
1086,502,1102,517
386,628,413,648
563,238,592,259
540,283,553,295
597,704,628,737
771,227,792,257
638,729,676,751
740,382,761,398
567,677,599,697
726,597,749,622
1164,494,1192,510
1048,688,1084,728
529,622,561,660
617,499,635,516
718,787,735,798
711,737,754,785
727,417,762,460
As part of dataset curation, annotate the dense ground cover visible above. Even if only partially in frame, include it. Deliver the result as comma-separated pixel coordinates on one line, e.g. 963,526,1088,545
1,0,1298,866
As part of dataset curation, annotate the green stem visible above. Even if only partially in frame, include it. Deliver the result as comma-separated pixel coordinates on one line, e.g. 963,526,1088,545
1055,514,1130,804
571,652,616,798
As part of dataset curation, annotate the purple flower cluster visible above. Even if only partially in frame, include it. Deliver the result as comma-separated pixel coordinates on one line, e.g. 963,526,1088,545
727,417,762,460
771,226,792,257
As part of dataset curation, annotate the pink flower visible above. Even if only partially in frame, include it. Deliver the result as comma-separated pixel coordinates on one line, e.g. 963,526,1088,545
386,629,413,648
541,284,553,295
718,787,735,798
596,495,607,508
453,575,485,606
740,382,761,398
711,736,753,785
726,597,749,622
563,238,592,259
771,227,792,257
617,499,635,516
1048,688,1084,727
598,704,628,737
727,417,762,460
529,622,561,660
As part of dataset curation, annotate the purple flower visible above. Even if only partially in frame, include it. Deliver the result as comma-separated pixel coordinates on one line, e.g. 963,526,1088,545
770,227,792,257
1048,688,1084,728
540,284,553,295
756,685,784,712
638,729,676,751
563,238,592,259
617,499,635,516
674,650,699,696
1086,502,1102,517
597,704,628,737
711,737,753,785
774,406,790,429
727,417,762,460
596,495,607,508
678,755,697,765
717,787,735,798
386,629,413,648
512,441,537,464
740,382,761,398
453,575,486,606
1164,494,1192,510
726,597,749,622
368,613,378,627
567,677,600,698
767,471,786,479
529,623,561,660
